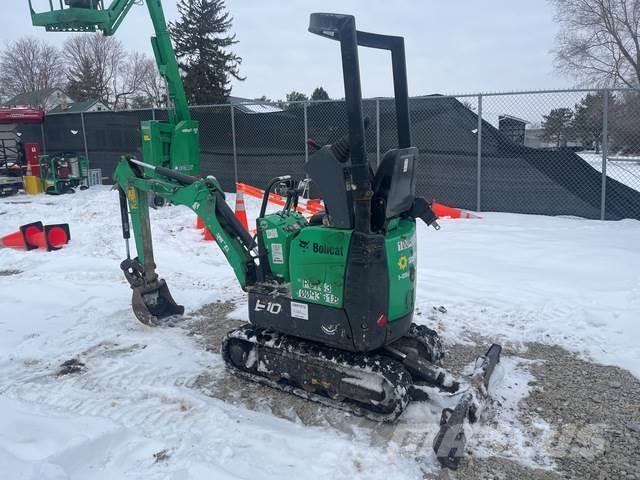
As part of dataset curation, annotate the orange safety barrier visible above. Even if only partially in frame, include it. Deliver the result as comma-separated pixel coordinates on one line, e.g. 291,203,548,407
432,202,480,219
234,183,480,227
235,182,324,217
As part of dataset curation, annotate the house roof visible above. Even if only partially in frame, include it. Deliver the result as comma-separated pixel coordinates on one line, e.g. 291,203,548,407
498,114,529,124
3,88,65,107
228,96,283,114
48,99,108,114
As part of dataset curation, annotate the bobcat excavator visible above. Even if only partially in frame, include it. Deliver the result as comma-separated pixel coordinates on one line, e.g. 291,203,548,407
29,1,502,469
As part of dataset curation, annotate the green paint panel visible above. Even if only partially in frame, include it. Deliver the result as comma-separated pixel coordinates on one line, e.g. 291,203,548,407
140,120,200,175
289,227,352,308
259,212,307,281
385,218,417,321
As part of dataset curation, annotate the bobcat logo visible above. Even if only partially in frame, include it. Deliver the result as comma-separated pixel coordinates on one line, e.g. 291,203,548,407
299,240,310,249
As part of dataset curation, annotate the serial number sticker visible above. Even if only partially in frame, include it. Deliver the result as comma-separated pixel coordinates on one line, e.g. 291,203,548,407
271,243,284,264
291,301,308,320
297,289,321,301
266,228,278,239
323,293,339,305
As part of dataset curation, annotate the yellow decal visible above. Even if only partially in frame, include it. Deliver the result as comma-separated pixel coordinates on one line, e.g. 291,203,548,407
143,134,151,142
127,186,138,209
397,255,408,270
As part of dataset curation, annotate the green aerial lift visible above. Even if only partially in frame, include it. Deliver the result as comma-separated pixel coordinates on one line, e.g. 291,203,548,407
29,3,501,469
29,0,199,176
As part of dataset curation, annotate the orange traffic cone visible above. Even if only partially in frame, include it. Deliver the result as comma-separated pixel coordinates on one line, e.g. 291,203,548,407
235,190,249,231
0,221,43,250
27,224,71,251
203,228,215,241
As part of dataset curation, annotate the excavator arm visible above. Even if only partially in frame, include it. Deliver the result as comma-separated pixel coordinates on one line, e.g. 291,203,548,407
114,158,257,324
29,0,207,322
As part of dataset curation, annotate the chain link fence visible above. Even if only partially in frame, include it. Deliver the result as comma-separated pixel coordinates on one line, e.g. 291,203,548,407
26,88,640,220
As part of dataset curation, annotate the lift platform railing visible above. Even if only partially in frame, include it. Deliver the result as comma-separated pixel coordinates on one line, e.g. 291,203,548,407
29,0,133,35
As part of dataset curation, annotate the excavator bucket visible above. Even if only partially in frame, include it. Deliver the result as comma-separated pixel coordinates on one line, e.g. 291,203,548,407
131,279,184,326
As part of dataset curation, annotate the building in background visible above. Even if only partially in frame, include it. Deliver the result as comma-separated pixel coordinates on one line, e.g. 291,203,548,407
48,99,110,114
3,88,74,112
498,114,527,145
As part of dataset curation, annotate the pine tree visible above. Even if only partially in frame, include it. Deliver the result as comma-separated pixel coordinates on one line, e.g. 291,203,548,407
572,92,610,153
541,108,574,148
310,87,329,101
169,0,243,105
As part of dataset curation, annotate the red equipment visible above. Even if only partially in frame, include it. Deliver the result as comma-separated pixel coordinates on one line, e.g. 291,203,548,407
24,142,42,177
0,106,45,125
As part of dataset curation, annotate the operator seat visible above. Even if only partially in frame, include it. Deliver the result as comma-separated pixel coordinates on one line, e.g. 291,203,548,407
370,147,418,232
304,146,354,229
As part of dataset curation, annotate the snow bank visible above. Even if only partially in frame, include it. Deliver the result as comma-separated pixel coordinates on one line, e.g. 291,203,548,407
415,211,640,378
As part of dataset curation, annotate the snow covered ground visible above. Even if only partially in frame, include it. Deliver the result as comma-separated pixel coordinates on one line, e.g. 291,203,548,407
579,151,640,192
0,187,639,479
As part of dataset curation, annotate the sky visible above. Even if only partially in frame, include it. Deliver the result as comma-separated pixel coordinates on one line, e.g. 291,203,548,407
6,0,574,101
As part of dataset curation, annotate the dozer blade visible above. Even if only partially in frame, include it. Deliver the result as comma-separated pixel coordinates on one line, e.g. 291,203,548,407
131,279,184,326
432,343,502,469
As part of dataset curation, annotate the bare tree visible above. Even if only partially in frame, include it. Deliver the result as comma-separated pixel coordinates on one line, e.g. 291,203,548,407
0,37,64,102
551,0,640,87
133,56,166,108
63,33,129,108
64,36,160,109
111,51,150,109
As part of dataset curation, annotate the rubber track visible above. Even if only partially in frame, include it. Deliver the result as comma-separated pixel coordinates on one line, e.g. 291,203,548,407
222,325,413,422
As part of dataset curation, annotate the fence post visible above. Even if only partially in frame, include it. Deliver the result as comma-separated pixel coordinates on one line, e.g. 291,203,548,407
376,98,381,166
151,107,156,120
80,112,89,162
304,102,309,164
231,104,238,188
600,91,609,220
40,121,47,154
476,94,483,212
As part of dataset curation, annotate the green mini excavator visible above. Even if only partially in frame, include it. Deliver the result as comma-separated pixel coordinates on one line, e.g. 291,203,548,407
30,2,501,469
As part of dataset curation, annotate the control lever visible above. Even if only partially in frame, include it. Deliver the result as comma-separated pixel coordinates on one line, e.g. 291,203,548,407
411,197,440,230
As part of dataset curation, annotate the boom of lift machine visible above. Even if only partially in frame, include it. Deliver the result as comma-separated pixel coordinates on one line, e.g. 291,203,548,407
29,0,199,176
29,2,502,469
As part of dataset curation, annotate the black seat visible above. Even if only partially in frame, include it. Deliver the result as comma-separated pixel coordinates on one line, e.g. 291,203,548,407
371,147,418,231
304,146,354,229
